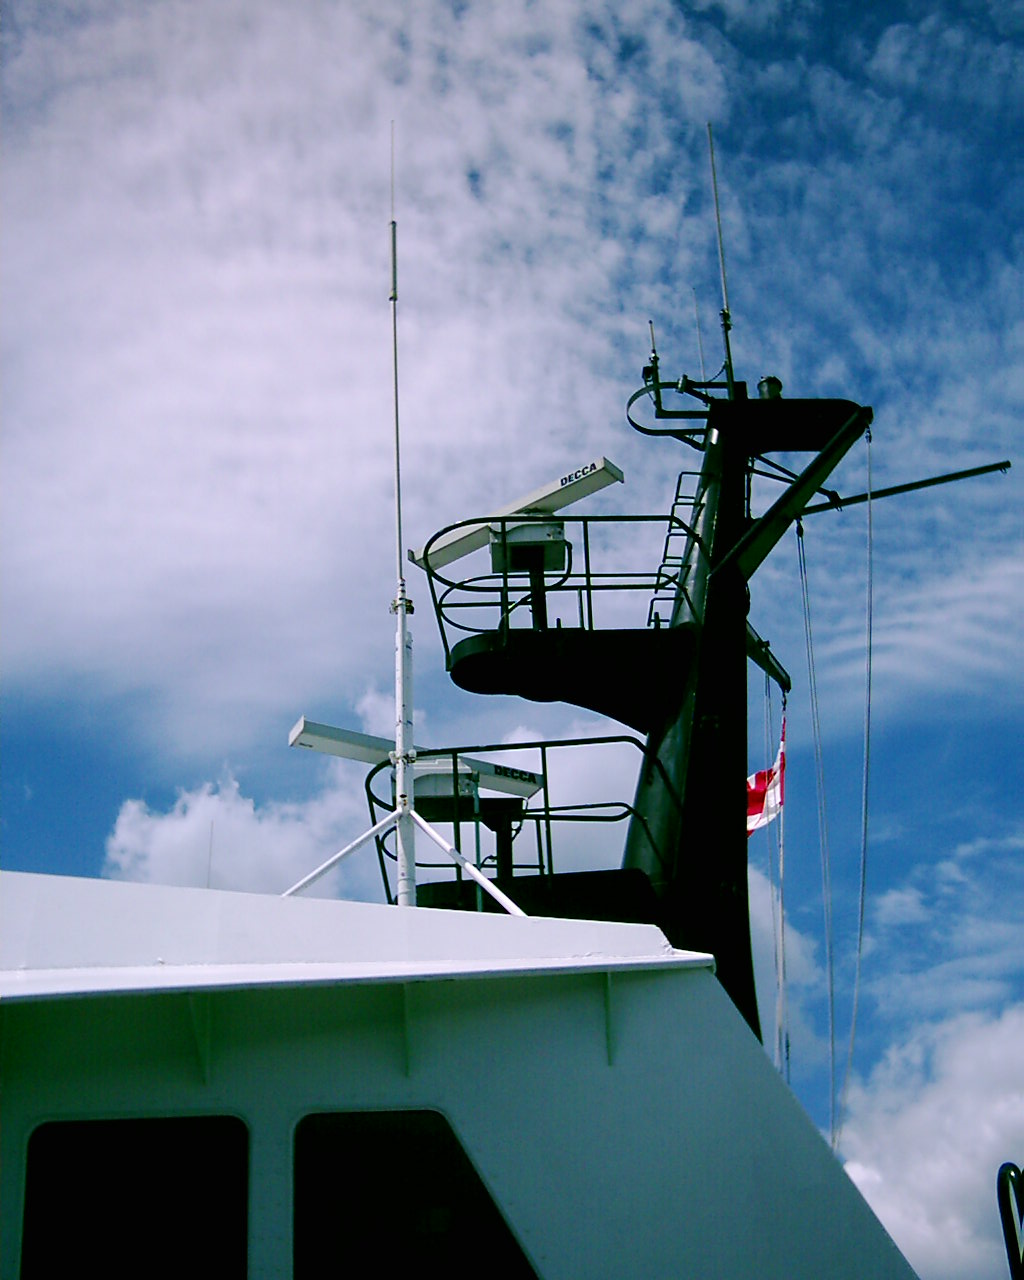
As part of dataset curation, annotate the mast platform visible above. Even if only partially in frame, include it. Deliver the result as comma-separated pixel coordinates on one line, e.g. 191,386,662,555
449,625,695,735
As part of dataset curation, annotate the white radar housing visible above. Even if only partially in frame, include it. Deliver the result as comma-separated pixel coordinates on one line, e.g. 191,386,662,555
289,717,544,798
409,456,624,571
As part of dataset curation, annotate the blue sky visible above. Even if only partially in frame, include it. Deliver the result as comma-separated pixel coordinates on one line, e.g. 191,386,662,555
2,3,1022,1275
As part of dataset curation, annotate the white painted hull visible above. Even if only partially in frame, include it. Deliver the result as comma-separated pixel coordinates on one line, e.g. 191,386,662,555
1,871,917,1277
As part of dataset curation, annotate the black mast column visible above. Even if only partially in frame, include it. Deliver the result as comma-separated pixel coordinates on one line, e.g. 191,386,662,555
663,420,760,1037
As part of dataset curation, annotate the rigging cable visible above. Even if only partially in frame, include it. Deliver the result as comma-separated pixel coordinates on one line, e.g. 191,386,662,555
777,694,790,1085
779,865,791,1077
797,516,837,1144
762,674,781,1067
763,676,791,1081
836,425,874,1150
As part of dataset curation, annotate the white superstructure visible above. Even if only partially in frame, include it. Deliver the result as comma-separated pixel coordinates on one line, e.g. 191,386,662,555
1,869,916,1278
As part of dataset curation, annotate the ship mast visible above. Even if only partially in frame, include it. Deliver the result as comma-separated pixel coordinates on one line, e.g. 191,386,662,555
621,126,767,1034
410,133,1010,1041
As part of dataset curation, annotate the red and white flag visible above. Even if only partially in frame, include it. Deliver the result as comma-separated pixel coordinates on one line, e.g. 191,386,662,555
747,718,785,836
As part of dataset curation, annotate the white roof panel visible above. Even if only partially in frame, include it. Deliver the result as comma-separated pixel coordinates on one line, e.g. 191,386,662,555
0,871,712,1001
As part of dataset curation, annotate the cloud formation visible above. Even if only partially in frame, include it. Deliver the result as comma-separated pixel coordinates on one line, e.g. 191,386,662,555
843,1005,1024,1280
103,764,383,901
4,1,1019,763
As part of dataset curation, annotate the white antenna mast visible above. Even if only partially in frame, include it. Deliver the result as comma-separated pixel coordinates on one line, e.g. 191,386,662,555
281,128,525,919
389,122,416,907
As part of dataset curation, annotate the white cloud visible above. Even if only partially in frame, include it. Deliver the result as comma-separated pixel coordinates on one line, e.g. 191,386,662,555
862,825,1024,1025
747,511,1023,737
3,0,1019,774
103,765,384,901
874,886,929,927
868,15,1024,117
356,686,401,740
749,862,830,1074
955,832,1024,861
841,1006,1024,1280
683,0,788,33
2,0,724,761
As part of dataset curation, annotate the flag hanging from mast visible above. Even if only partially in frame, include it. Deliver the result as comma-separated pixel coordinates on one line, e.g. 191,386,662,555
747,718,785,836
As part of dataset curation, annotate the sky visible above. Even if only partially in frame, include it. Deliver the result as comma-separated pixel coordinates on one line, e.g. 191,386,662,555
2,1,1022,1275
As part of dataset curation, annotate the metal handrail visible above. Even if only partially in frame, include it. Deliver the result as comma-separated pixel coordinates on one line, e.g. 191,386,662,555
362,734,683,905
419,512,703,667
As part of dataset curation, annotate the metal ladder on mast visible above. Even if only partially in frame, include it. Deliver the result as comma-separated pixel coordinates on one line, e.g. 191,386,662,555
647,471,702,628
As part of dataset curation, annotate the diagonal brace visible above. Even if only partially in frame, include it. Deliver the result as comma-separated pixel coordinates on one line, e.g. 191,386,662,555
410,810,527,916
716,406,872,583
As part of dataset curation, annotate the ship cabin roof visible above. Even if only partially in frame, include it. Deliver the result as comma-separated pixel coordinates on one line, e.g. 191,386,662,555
0,869,714,1002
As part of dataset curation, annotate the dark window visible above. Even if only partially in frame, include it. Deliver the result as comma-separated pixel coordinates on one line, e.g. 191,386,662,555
21,1115,248,1279
294,1110,537,1278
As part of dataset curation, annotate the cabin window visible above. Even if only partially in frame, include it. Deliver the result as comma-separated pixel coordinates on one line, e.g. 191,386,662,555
20,1115,248,1279
293,1109,537,1277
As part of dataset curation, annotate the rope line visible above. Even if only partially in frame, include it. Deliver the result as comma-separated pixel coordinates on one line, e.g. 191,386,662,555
769,683,790,1082
777,695,790,1085
836,427,874,1149
762,676,782,1070
797,517,837,1144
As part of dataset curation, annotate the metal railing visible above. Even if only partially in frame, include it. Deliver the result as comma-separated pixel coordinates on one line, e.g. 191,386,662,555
363,734,683,906
419,512,706,667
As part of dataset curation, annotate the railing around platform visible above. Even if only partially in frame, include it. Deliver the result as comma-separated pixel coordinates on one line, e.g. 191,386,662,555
363,734,683,906
418,513,706,669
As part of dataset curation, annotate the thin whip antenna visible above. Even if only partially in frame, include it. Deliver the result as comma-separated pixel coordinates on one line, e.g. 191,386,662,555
389,122,416,906
390,123,404,586
707,123,735,398
281,129,526,919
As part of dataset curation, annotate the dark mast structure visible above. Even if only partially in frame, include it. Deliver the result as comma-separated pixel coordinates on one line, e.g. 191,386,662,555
422,331,871,1039
618,360,871,1037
